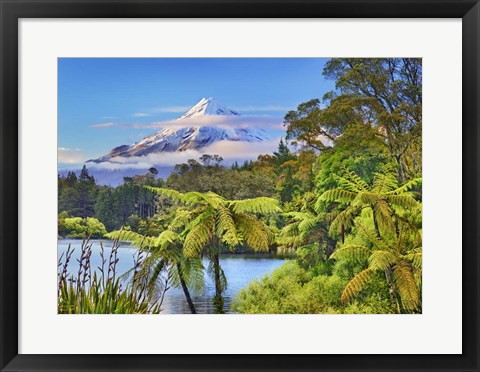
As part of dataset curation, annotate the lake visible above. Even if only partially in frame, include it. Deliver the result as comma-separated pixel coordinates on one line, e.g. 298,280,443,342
57,239,286,314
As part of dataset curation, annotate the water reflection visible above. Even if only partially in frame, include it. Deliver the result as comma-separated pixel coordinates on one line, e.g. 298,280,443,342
58,239,286,314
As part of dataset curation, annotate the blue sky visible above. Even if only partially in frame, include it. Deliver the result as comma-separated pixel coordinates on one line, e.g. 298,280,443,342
58,58,335,168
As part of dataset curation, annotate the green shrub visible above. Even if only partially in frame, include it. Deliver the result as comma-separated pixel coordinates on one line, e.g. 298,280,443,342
233,261,346,314
60,216,107,238
233,259,395,314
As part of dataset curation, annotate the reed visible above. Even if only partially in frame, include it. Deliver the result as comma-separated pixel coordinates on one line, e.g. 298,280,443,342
57,235,168,314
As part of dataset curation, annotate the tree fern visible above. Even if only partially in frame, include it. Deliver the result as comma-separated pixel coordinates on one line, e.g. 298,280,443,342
331,222,422,313
321,166,420,238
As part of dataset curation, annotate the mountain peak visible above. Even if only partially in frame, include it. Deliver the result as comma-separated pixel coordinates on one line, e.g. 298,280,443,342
178,97,240,120
89,98,269,164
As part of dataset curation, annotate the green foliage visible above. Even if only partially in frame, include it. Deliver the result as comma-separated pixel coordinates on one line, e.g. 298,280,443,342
59,216,107,238
58,166,98,218
318,165,421,239
165,156,276,200
322,58,422,181
233,261,348,314
331,221,422,313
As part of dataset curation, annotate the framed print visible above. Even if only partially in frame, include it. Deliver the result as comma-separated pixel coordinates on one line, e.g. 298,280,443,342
1,0,479,371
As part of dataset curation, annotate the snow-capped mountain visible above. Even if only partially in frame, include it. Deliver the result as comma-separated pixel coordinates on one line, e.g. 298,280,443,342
179,97,240,119
89,98,269,163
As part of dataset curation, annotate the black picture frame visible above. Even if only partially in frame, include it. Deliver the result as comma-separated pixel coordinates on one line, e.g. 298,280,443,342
1,1,478,371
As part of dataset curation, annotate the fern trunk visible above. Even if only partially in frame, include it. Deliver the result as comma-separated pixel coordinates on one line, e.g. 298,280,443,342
384,268,401,313
373,212,381,239
176,263,196,314
212,249,225,314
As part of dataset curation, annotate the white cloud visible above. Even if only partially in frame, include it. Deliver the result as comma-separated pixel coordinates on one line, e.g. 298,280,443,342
87,138,280,170
132,113,152,118
90,115,284,130
91,122,116,128
151,106,191,113
235,105,292,112
58,147,85,164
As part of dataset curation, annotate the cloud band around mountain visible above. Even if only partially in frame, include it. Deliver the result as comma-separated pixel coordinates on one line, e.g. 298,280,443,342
86,138,281,170
91,115,285,131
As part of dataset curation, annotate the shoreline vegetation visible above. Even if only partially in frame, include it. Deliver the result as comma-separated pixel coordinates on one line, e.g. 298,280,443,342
58,58,422,314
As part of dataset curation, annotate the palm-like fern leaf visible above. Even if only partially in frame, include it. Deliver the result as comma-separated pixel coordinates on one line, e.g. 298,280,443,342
356,223,390,251
393,262,420,311
318,188,357,206
404,248,422,269
340,268,375,304
329,206,358,236
368,250,397,270
385,194,419,210
105,230,156,249
338,166,370,192
230,197,281,214
330,245,371,262
216,205,241,247
372,169,398,194
184,211,215,257
183,191,223,208
388,178,422,195
234,214,270,252
146,187,185,203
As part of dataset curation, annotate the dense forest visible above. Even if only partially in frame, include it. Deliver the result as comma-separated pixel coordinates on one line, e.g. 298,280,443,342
58,58,422,314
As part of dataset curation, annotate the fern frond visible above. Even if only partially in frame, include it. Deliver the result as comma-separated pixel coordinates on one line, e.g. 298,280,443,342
389,178,422,195
404,248,422,269
234,214,269,252
105,230,156,249
216,205,241,247
283,211,311,221
183,211,215,257
178,257,205,294
393,262,420,311
183,191,224,208
318,188,357,205
372,166,398,193
338,166,370,192
297,214,318,234
329,206,357,236
372,199,394,232
356,223,390,251
368,250,397,271
385,194,419,210
340,268,375,304
278,222,300,238
154,230,182,250
230,197,281,215
352,192,378,207
330,245,371,262
146,187,185,203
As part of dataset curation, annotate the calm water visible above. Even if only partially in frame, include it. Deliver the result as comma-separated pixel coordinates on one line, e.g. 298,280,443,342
57,239,286,314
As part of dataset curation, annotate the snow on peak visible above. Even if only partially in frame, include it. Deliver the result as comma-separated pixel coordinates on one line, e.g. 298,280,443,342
178,97,240,120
